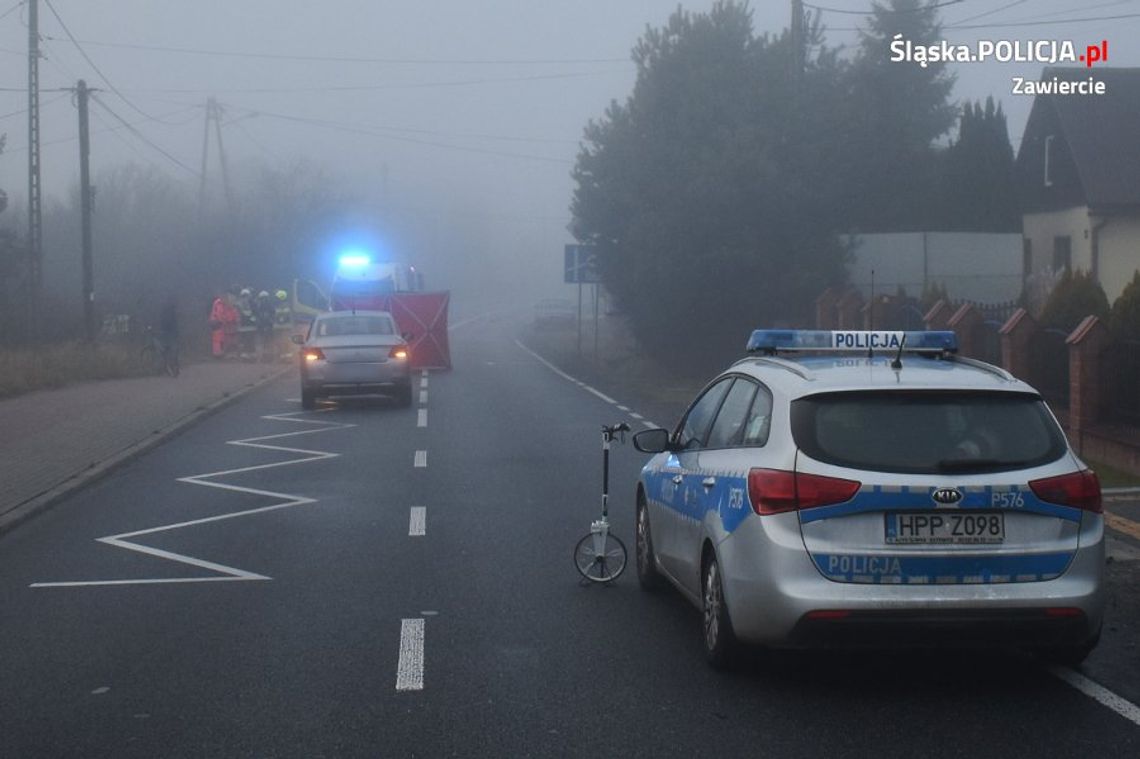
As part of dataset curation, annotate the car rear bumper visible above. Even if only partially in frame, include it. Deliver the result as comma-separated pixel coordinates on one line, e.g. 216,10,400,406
303,361,410,395
718,513,1105,648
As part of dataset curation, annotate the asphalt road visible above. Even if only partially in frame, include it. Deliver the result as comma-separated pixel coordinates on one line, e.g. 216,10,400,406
2,313,1139,757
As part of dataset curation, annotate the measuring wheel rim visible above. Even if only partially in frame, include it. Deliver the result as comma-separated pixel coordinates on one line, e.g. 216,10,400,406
574,532,627,583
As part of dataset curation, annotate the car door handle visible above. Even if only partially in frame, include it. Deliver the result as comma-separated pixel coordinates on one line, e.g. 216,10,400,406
702,477,716,489
672,475,684,486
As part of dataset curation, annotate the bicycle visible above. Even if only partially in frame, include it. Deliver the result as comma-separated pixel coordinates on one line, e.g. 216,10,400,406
573,421,630,584
140,327,180,377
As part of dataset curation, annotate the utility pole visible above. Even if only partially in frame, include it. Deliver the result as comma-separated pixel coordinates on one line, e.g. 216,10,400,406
791,0,805,79
198,97,233,219
77,80,95,343
27,0,42,342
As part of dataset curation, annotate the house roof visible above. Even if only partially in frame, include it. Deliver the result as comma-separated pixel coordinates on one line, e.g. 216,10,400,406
1038,67,1140,210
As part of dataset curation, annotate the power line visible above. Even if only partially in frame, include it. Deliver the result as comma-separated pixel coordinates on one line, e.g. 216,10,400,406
0,90,66,121
804,0,963,14
946,11,1140,29
41,0,171,124
0,0,24,22
88,94,199,175
38,35,631,66
946,0,1029,26
223,104,574,165
121,70,621,96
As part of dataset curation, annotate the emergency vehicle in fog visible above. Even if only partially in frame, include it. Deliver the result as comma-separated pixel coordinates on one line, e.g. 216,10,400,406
327,255,451,370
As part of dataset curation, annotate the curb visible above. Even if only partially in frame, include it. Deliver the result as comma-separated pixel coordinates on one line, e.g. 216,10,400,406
0,366,292,536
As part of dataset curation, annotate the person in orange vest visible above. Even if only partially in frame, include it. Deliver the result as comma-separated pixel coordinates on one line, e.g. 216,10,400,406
209,291,227,358
209,289,240,358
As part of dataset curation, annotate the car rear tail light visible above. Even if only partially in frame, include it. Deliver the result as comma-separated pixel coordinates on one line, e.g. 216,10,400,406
389,346,409,360
303,348,325,362
747,468,860,515
1028,470,1102,513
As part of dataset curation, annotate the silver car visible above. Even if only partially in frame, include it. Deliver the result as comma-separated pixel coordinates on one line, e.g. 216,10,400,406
296,310,413,409
633,330,1104,669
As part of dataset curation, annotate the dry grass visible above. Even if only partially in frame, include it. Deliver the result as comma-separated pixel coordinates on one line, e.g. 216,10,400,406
0,342,153,399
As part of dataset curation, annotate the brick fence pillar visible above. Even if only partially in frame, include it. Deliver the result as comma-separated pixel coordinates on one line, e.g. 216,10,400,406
947,303,984,358
999,308,1037,380
1067,316,1110,443
924,300,950,331
862,294,897,330
815,287,840,330
835,289,864,330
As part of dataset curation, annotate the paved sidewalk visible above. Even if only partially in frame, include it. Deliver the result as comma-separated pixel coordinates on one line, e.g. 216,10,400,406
0,361,290,530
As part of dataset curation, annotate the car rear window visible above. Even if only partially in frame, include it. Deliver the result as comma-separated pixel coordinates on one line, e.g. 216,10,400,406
790,391,1067,475
315,316,395,337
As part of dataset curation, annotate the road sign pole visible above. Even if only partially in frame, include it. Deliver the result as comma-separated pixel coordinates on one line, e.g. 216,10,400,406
577,281,583,357
593,283,599,363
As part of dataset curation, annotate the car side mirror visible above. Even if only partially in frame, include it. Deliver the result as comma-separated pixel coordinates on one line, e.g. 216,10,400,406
633,428,672,454
290,334,304,345
402,332,415,342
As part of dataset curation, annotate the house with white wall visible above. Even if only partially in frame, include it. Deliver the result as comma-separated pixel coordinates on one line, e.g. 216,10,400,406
1017,67,1140,304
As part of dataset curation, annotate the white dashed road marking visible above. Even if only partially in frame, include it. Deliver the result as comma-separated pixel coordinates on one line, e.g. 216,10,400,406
420,376,429,389
31,410,354,588
417,409,427,428
420,390,428,405
409,507,426,537
396,618,425,691
1050,667,1140,727
91,687,110,695
414,450,427,468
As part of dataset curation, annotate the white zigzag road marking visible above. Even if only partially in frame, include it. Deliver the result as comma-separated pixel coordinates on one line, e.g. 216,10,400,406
31,410,354,588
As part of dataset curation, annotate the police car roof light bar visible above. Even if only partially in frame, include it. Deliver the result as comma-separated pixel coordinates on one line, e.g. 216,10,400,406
745,330,958,355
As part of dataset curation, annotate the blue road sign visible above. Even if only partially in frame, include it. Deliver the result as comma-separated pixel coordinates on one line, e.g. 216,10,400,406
564,244,600,284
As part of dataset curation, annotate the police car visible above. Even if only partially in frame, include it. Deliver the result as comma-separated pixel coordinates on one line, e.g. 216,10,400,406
632,330,1104,668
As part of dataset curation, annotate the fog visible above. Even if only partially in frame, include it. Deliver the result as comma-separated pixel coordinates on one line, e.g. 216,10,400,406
2,0,1139,327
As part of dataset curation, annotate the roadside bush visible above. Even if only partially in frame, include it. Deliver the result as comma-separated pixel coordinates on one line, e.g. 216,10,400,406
1110,270,1140,340
1039,269,1109,332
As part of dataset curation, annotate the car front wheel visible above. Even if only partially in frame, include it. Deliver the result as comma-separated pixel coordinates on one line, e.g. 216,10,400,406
301,387,317,410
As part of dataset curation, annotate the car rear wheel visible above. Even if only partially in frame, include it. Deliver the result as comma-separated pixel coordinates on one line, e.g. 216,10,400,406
301,388,317,410
635,495,663,592
702,553,737,669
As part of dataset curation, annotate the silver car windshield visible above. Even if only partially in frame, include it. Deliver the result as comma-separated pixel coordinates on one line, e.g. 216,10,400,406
315,316,395,338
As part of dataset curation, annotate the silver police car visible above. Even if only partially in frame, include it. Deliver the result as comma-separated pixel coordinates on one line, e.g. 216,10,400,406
633,330,1104,668
296,310,413,409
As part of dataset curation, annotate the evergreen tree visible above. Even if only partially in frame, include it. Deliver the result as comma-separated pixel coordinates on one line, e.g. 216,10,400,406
841,0,957,231
939,97,1018,231
571,1,848,358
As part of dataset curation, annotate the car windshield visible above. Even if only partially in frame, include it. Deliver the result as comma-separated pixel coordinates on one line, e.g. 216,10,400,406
791,390,1068,475
315,315,394,337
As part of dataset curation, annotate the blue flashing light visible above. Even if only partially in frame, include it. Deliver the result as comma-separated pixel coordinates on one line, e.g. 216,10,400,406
338,253,372,268
746,329,958,354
